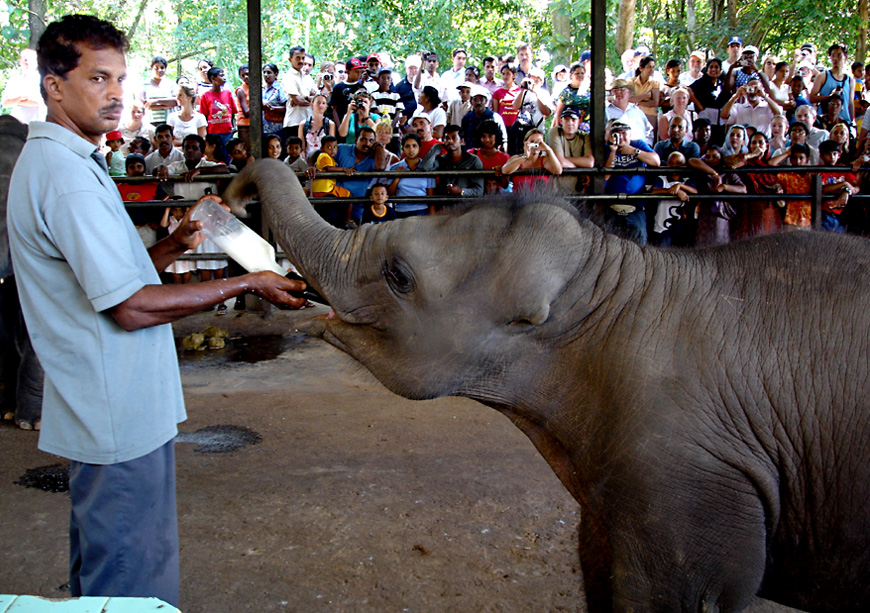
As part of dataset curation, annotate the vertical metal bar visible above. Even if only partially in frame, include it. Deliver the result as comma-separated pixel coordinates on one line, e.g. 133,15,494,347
590,0,607,196
811,172,823,230
247,0,263,161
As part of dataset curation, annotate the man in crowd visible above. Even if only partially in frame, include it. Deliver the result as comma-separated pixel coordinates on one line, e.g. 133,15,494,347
333,127,379,225
139,56,176,127
363,53,382,93
395,55,420,121
605,79,653,145
145,124,183,174
434,124,484,198
654,115,700,162
480,56,503,95
722,35,743,72
692,117,713,156
719,78,782,137
460,86,506,149
411,115,442,159
724,45,770,95
441,48,468,100
371,68,404,151
7,15,304,607
515,43,535,83
679,50,705,87
546,107,593,193
414,51,443,100
284,45,316,141
329,57,366,124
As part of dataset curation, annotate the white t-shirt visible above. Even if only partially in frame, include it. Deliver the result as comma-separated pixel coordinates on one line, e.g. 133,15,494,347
412,106,447,129
167,111,207,142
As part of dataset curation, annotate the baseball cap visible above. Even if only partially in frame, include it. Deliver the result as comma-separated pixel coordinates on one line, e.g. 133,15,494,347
743,45,760,56
690,50,706,61
105,130,124,143
456,81,474,90
561,108,580,119
367,53,381,63
801,42,817,53
609,120,631,133
529,67,546,80
728,36,743,46
404,54,421,69
347,58,366,70
378,68,392,76
469,85,491,101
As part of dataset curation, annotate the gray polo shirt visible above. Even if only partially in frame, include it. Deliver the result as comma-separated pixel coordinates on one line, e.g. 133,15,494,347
8,121,185,464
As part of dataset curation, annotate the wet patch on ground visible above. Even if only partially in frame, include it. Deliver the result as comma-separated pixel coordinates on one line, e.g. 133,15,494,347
176,333,307,368
14,463,70,493
175,424,262,453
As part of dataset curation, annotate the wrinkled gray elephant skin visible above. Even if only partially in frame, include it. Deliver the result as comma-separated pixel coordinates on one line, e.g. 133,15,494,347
225,158,870,613
1,115,44,429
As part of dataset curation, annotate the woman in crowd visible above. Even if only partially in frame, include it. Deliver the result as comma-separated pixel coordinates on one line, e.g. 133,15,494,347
722,124,749,162
628,56,661,140
761,55,779,81
830,122,855,163
235,65,250,148
658,87,693,142
387,133,436,218
340,90,379,144
262,63,287,138
689,58,730,145
265,134,283,160
492,64,522,151
195,58,214,97
552,62,588,126
551,64,569,100
659,59,682,112
374,120,399,167
770,61,791,104
689,145,746,247
299,93,334,157
413,86,445,139
167,85,207,146
728,131,783,239
465,65,481,85
817,97,847,133
501,128,562,191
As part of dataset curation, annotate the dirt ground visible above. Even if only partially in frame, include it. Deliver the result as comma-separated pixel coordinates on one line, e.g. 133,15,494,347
1,305,802,612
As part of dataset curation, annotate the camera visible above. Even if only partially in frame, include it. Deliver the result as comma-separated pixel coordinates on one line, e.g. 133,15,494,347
745,85,757,94
520,79,533,90
528,142,540,150
323,73,334,81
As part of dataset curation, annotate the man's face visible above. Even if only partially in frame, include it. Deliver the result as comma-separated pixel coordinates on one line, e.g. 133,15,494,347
322,140,337,157
370,185,389,205
609,128,629,146
155,129,173,154
791,78,805,96
669,118,687,142
367,59,381,75
43,45,127,145
795,106,813,126
209,70,226,87
151,62,166,80
126,161,146,177
443,130,462,153
518,47,532,65
853,65,865,79
302,56,314,75
183,139,203,163
745,79,761,101
453,52,467,71
612,86,630,108
425,56,438,74
290,51,306,71
230,143,247,161
694,124,711,144
728,42,742,60
411,118,431,139
347,67,362,83
458,86,471,102
741,51,757,68
355,131,375,154
821,150,840,166
406,64,419,80
830,48,846,69
827,98,843,116
689,56,702,72
560,115,579,136
484,60,496,79
471,94,487,113
239,67,250,84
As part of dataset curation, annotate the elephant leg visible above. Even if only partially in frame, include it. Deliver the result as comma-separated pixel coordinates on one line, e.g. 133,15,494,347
0,278,17,420
6,277,43,429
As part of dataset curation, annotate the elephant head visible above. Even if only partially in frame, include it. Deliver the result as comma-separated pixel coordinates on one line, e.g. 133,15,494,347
222,159,612,403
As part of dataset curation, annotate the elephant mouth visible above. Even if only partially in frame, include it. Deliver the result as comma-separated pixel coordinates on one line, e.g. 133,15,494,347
295,312,352,354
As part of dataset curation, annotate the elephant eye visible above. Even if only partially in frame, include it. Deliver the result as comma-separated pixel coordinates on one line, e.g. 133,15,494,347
383,258,415,295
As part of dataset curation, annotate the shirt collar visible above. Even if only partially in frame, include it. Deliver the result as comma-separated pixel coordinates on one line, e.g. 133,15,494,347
26,121,100,161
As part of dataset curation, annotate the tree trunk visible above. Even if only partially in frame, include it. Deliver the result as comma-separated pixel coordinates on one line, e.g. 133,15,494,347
127,0,151,42
727,0,738,28
686,0,696,49
550,3,573,67
27,0,45,49
616,0,636,57
858,0,868,63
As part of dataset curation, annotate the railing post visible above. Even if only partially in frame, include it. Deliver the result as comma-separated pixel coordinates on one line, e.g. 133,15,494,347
811,172,823,230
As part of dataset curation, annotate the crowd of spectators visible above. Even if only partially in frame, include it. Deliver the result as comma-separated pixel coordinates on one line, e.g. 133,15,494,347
6,35,870,249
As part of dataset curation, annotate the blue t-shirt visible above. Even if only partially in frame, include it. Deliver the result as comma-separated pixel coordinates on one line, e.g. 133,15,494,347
606,139,653,195
389,159,436,212
8,122,186,464
334,143,376,197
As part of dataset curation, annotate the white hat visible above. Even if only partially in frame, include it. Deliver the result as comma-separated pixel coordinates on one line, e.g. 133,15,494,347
456,81,474,90
469,84,491,101
743,45,760,56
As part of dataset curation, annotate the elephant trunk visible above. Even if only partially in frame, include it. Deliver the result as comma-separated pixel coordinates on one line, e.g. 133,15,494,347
221,159,352,305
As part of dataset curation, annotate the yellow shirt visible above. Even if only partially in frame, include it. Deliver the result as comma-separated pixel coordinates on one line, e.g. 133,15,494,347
628,76,662,120
312,152,336,193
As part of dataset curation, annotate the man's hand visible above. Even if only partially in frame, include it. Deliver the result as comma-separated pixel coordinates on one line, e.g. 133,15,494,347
184,168,201,182
156,165,169,180
169,194,218,251
444,183,462,195
246,271,308,309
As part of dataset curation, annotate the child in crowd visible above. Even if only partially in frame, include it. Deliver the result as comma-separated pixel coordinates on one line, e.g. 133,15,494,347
199,66,237,163
818,139,860,233
227,137,253,171
649,151,698,246
284,136,308,173
362,183,396,225
118,153,166,247
484,177,503,195
160,205,196,283
311,135,351,197
104,130,126,177
853,61,865,102
128,135,151,156
775,143,812,229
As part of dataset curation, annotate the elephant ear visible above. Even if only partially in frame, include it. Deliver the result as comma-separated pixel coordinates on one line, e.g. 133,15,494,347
494,204,584,330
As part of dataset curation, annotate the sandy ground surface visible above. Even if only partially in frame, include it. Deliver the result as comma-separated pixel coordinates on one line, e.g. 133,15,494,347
1,305,802,612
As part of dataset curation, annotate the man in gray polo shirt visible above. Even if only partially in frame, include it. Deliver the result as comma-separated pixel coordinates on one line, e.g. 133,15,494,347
7,15,305,606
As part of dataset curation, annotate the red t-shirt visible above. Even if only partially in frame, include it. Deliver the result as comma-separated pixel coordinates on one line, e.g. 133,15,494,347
117,182,161,202
468,148,510,171
200,89,238,134
492,86,521,127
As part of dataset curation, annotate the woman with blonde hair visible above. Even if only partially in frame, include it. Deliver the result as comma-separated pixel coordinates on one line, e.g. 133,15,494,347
167,85,206,146
657,87,693,142
501,128,562,191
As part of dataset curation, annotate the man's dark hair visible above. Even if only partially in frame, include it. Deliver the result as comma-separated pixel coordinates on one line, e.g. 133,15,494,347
238,64,249,76
226,137,245,153
694,117,711,130
444,124,462,138
476,120,503,147
401,132,421,147
357,126,375,138
285,136,303,148
207,67,223,81
453,48,467,58
151,55,167,68
819,139,841,156
155,123,174,136
483,56,496,64
305,52,315,64
37,14,129,100
288,45,306,58
789,120,809,135
852,61,865,70
182,133,206,152
130,136,151,154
